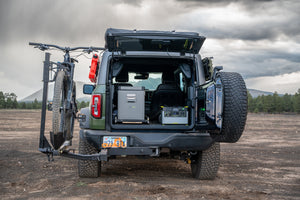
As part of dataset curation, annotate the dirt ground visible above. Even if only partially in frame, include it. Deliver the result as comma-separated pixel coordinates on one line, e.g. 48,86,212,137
0,110,299,200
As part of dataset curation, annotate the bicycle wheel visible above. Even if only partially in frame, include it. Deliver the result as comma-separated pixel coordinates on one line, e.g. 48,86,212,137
65,82,76,141
52,71,68,149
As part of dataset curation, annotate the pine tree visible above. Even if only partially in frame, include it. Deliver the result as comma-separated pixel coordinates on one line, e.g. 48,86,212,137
262,95,273,113
18,102,26,109
294,89,300,113
10,93,18,109
273,92,283,113
0,91,5,109
32,99,39,109
5,93,13,108
256,96,264,112
247,91,255,112
282,93,293,112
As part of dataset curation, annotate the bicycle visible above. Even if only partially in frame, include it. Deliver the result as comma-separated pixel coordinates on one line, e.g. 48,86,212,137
29,42,104,151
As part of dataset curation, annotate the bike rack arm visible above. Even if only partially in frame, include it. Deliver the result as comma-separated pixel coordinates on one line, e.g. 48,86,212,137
58,146,160,162
59,149,108,161
39,52,53,154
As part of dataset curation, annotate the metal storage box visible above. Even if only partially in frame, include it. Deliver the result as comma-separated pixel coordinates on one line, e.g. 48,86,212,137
118,86,145,121
161,107,188,125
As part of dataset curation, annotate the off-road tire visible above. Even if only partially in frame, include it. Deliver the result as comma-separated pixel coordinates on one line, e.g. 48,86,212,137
78,137,101,178
217,72,247,143
52,71,76,149
64,83,76,141
52,70,67,149
191,142,220,180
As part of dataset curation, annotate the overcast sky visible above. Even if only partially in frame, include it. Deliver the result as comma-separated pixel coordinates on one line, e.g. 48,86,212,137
0,0,299,99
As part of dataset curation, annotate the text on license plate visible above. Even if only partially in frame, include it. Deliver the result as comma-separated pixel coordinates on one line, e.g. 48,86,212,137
102,136,127,148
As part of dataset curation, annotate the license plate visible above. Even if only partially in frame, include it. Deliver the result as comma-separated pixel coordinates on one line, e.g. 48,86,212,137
102,136,127,148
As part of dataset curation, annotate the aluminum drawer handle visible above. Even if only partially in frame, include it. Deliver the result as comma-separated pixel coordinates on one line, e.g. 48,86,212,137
127,97,136,102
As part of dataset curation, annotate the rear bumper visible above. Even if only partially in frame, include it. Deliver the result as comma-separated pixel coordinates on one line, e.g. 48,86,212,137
80,129,214,153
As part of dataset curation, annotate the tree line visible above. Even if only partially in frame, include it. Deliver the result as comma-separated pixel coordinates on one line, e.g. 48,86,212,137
1,89,300,113
0,91,89,110
0,92,18,109
248,89,300,114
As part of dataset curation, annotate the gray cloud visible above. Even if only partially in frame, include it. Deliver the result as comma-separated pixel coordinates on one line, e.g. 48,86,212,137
175,0,300,42
120,0,142,6
177,0,281,8
0,1,100,45
209,48,300,79
1,0,299,43
0,0,299,97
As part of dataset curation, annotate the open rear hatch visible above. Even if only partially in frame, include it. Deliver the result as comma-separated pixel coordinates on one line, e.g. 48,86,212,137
105,28,206,54
109,56,197,131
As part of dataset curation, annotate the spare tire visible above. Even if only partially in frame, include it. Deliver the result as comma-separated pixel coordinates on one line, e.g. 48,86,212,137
216,72,247,143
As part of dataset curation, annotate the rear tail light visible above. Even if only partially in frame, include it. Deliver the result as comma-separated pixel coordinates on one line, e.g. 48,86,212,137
91,94,102,118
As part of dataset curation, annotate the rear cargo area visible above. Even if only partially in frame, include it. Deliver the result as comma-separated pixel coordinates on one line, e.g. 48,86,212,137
109,57,196,130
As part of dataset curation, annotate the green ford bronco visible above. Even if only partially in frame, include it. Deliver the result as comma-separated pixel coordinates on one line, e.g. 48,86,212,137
76,28,248,179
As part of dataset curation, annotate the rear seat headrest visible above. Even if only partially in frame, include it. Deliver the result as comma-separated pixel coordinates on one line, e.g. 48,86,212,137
116,69,129,82
162,71,175,84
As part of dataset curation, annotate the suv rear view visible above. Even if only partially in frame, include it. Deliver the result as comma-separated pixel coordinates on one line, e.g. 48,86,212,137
78,28,247,179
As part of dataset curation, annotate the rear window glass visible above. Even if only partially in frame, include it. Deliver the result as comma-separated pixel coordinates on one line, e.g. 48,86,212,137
115,37,197,53
128,72,162,90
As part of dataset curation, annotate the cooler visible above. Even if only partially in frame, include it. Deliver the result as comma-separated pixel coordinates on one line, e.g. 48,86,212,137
117,86,145,122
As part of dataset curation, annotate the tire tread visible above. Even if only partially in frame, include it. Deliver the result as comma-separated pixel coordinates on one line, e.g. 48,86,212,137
218,72,248,143
78,137,100,178
191,142,220,180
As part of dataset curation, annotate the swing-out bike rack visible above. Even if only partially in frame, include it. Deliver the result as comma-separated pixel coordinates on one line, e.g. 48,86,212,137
38,52,108,162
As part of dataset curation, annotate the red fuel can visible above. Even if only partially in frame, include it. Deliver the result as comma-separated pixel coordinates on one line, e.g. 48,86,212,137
89,54,99,83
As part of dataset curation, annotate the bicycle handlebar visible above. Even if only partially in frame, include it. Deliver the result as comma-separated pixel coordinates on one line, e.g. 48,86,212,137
29,42,42,46
29,42,105,52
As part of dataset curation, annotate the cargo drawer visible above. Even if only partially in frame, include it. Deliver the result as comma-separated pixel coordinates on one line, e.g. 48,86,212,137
117,86,145,121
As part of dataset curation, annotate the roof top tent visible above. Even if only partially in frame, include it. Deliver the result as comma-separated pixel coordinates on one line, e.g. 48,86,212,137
105,28,206,54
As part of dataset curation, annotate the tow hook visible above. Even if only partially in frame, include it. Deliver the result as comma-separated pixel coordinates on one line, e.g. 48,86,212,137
186,158,191,164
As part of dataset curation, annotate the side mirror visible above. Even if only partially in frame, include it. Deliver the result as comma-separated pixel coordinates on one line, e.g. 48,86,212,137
83,84,95,95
